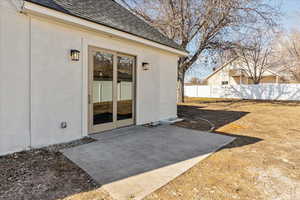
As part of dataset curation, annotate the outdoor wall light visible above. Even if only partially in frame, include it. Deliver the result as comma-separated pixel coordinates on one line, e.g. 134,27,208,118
70,49,80,61
142,62,150,70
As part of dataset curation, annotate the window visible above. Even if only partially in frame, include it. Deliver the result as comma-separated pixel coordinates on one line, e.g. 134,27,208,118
222,81,229,85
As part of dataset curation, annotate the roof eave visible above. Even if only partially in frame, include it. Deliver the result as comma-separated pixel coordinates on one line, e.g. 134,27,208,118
204,57,239,81
22,1,188,57
266,69,281,77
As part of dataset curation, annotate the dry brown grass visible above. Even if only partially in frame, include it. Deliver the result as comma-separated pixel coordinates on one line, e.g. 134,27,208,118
145,100,300,200
184,97,240,103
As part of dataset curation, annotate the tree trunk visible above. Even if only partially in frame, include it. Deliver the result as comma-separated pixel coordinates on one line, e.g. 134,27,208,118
253,79,260,84
177,69,185,103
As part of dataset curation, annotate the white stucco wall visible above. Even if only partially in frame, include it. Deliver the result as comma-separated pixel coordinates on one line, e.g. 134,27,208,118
0,1,179,155
0,1,31,155
159,55,178,120
30,17,84,147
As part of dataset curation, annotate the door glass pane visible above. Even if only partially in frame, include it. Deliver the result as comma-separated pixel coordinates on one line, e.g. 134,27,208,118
117,56,134,121
93,52,113,125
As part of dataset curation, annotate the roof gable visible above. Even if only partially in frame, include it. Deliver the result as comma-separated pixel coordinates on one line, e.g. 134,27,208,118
24,0,184,51
205,57,283,80
205,57,238,80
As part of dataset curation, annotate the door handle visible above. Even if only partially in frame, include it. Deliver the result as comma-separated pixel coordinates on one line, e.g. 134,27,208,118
88,94,91,104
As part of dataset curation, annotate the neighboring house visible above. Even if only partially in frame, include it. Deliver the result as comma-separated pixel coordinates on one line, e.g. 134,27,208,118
204,58,288,86
273,65,300,84
0,0,187,155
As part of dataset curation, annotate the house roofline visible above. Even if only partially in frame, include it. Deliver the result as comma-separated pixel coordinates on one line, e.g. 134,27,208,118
21,1,188,57
265,69,281,77
204,57,283,80
204,57,239,81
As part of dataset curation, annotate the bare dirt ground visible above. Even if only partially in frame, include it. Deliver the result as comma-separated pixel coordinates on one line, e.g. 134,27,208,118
1,100,299,200
0,138,112,200
145,99,300,200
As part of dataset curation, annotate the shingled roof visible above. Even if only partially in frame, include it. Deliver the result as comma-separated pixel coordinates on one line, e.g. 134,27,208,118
24,0,184,51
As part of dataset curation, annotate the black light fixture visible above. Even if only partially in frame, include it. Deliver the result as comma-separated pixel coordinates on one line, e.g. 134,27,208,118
70,49,80,61
142,62,150,70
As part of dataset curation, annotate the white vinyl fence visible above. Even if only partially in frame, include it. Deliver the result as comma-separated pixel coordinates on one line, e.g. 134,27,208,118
185,84,300,101
93,81,132,103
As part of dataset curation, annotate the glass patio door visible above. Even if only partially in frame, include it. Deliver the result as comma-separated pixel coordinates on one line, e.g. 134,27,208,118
116,54,135,127
88,47,135,133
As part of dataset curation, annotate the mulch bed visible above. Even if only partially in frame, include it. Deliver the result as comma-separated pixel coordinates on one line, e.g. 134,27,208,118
0,138,99,200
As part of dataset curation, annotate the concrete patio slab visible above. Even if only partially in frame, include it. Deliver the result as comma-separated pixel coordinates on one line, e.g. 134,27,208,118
61,125,234,200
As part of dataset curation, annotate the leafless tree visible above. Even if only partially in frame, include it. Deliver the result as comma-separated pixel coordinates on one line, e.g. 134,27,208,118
118,0,279,101
273,30,300,82
189,77,202,85
285,31,300,81
233,32,275,84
